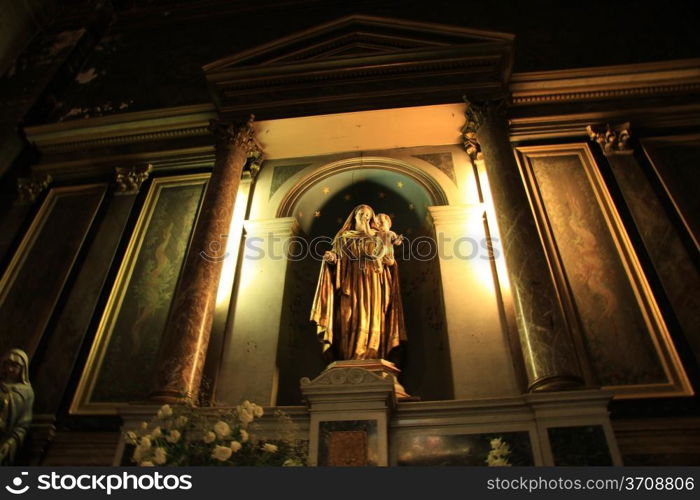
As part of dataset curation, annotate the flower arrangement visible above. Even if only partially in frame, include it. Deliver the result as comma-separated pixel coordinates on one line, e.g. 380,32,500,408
125,401,306,466
485,437,512,466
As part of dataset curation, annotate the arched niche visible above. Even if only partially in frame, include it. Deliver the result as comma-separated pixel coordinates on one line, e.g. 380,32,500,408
274,157,454,404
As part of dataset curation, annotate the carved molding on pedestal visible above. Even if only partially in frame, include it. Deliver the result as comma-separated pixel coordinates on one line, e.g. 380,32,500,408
586,122,632,155
16,174,52,204
301,367,389,387
114,164,153,194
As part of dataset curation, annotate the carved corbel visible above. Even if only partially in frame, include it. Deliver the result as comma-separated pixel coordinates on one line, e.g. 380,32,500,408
16,174,52,204
114,164,153,194
586,122,632,155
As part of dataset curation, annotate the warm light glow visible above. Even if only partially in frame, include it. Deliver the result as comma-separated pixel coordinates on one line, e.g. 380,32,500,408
475,159,511,294
216,182,250,306
463,209,498,295
255,103,465,159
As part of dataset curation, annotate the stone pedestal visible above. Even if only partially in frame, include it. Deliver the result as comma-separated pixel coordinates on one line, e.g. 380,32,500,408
301,362,398,466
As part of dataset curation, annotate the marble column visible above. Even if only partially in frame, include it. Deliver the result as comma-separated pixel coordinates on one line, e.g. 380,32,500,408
150,116,262,403
464,100,584,392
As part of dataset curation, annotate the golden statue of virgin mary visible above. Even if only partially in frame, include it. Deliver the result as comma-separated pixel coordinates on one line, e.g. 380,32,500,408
310,204,407,361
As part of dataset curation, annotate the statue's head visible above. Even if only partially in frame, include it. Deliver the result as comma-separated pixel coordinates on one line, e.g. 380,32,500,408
374,213,392,231
353,204,374,229
0,349,29,384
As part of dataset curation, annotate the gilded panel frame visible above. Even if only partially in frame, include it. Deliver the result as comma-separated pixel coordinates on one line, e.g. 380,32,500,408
0,184,107,356
515,143,692,399
640,133,700,253
70,173,209,415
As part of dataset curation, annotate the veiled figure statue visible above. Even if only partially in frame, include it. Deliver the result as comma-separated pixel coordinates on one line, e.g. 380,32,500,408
311,204,407,361
0,348,34,465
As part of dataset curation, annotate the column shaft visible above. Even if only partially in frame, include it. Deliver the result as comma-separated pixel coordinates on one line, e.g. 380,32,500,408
471,101,584,391
150,117,261,403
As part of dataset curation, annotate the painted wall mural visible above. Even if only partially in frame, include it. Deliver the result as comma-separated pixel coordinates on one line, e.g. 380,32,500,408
396,431,534,466
71,174,208,414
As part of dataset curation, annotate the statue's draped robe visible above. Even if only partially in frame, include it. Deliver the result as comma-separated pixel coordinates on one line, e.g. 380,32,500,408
0,349,33,465
311,230,407,360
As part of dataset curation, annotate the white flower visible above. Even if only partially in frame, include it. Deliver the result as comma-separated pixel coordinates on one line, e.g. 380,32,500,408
140,461,155,467
140,421,149,430
253,405,264,418
150,426,162,439
213,420,231,438
486,437,512,467
153,447,167,465
239,429,249,443
238,408,253,426
166,430,181,444
132,446,144,463
262,443,278,453
212,445,233,461
125,431,138,445
230,440,242,453
139,437,152,450
203,431,217,444
175,416,188,428
157,404,173,418
242,400,254,411
283,458,302,467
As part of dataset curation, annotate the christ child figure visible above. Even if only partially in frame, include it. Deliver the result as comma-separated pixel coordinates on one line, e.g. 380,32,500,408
372,213,403,271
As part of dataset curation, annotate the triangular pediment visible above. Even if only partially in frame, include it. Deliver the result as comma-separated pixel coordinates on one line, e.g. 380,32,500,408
204,15,514,71
204,15,514,120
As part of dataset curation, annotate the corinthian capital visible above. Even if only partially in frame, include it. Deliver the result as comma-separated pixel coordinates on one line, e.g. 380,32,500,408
17,173,52,204
115,164,153,194
209,115,265,178
461,98,509,162
586,122,632,155
461,99,484,161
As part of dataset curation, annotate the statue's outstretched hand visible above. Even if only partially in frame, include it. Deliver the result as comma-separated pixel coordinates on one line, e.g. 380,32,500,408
395,234,404,246
323,251,338,264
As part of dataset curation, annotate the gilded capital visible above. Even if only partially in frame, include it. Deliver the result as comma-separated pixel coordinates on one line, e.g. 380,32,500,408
17,174,52,204
209,115,264,179
461,98,484,161
461,98,509,161
586,122,632,155
114,164,153,194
